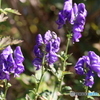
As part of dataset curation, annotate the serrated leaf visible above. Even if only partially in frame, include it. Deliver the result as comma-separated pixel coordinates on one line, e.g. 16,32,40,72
4,8,21,15
0,36,23,50
0,36,11,49
0,13,8,22
11,39,23,45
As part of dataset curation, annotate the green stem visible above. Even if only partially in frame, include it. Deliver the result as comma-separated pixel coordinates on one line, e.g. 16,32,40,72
34,55,45,100
0,0,1,8
52,78,57,99
4,80,8,100
59,37,70,92
84,86,88,100
36,70,45,93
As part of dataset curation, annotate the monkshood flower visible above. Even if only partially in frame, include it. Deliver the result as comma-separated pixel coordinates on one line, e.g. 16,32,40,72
0,46,24,80
84,70,94,88
56,0,87,42
14,46,25,77
33,30,60,70
74,51,100,87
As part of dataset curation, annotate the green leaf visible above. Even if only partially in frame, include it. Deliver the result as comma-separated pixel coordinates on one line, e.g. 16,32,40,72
25,94,32,100
57,54,64,61
66,62,72,66
62,71,73,75
0,9,7,14
4,8,21,15
61,86,72,95
87,96,94,100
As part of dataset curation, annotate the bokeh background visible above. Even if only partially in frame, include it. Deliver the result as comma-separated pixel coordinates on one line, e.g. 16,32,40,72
1,0,100,100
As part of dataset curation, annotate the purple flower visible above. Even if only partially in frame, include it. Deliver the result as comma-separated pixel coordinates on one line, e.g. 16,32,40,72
36,34,44,46
56,11,66,29
1,46,13,59
0,46,24,80
33,30,60,70
63,0,72,13
74,51,100,87
52,37,60,52
14,46,25,76
7,54,16,73
84,71,94,88
74,56,85,75
73,14,85,32
34,45,44,58
88,51,100,77
33,58,42,70
56,0,87,43
0,68,9,80
56,0,72,28
14,46,24,63
44,30,52,44
14,63,24,77
78,3,87,17
72,31,82,42
46,52,58,65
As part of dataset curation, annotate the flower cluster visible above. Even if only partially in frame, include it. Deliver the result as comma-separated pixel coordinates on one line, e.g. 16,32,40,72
33,30,60,70
74,51,100,87
56,0,87,42
0,46,24,80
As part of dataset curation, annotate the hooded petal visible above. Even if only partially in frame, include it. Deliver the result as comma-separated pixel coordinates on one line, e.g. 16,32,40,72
14,46,24,63
74,56,86,75
44,30,52,44
1,46,13,60
84,70,94,88
36,34,44,46
46,52,58,65
33,58,42,70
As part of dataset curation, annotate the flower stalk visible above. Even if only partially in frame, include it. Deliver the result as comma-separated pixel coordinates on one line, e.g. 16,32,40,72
0,0,1,8
34,55,46,100
3,80,11,100
58,34,71,96
4,80,7,100
84,86,88,100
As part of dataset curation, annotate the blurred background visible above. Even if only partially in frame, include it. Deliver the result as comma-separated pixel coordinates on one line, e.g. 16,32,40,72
1,0,100,99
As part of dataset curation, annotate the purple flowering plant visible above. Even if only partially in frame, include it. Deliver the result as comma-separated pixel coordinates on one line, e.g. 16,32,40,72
1,0,100,100
33,30,60,70
0,45,24,99
31,0,100,100
0,0,25,98
75,51,100,88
